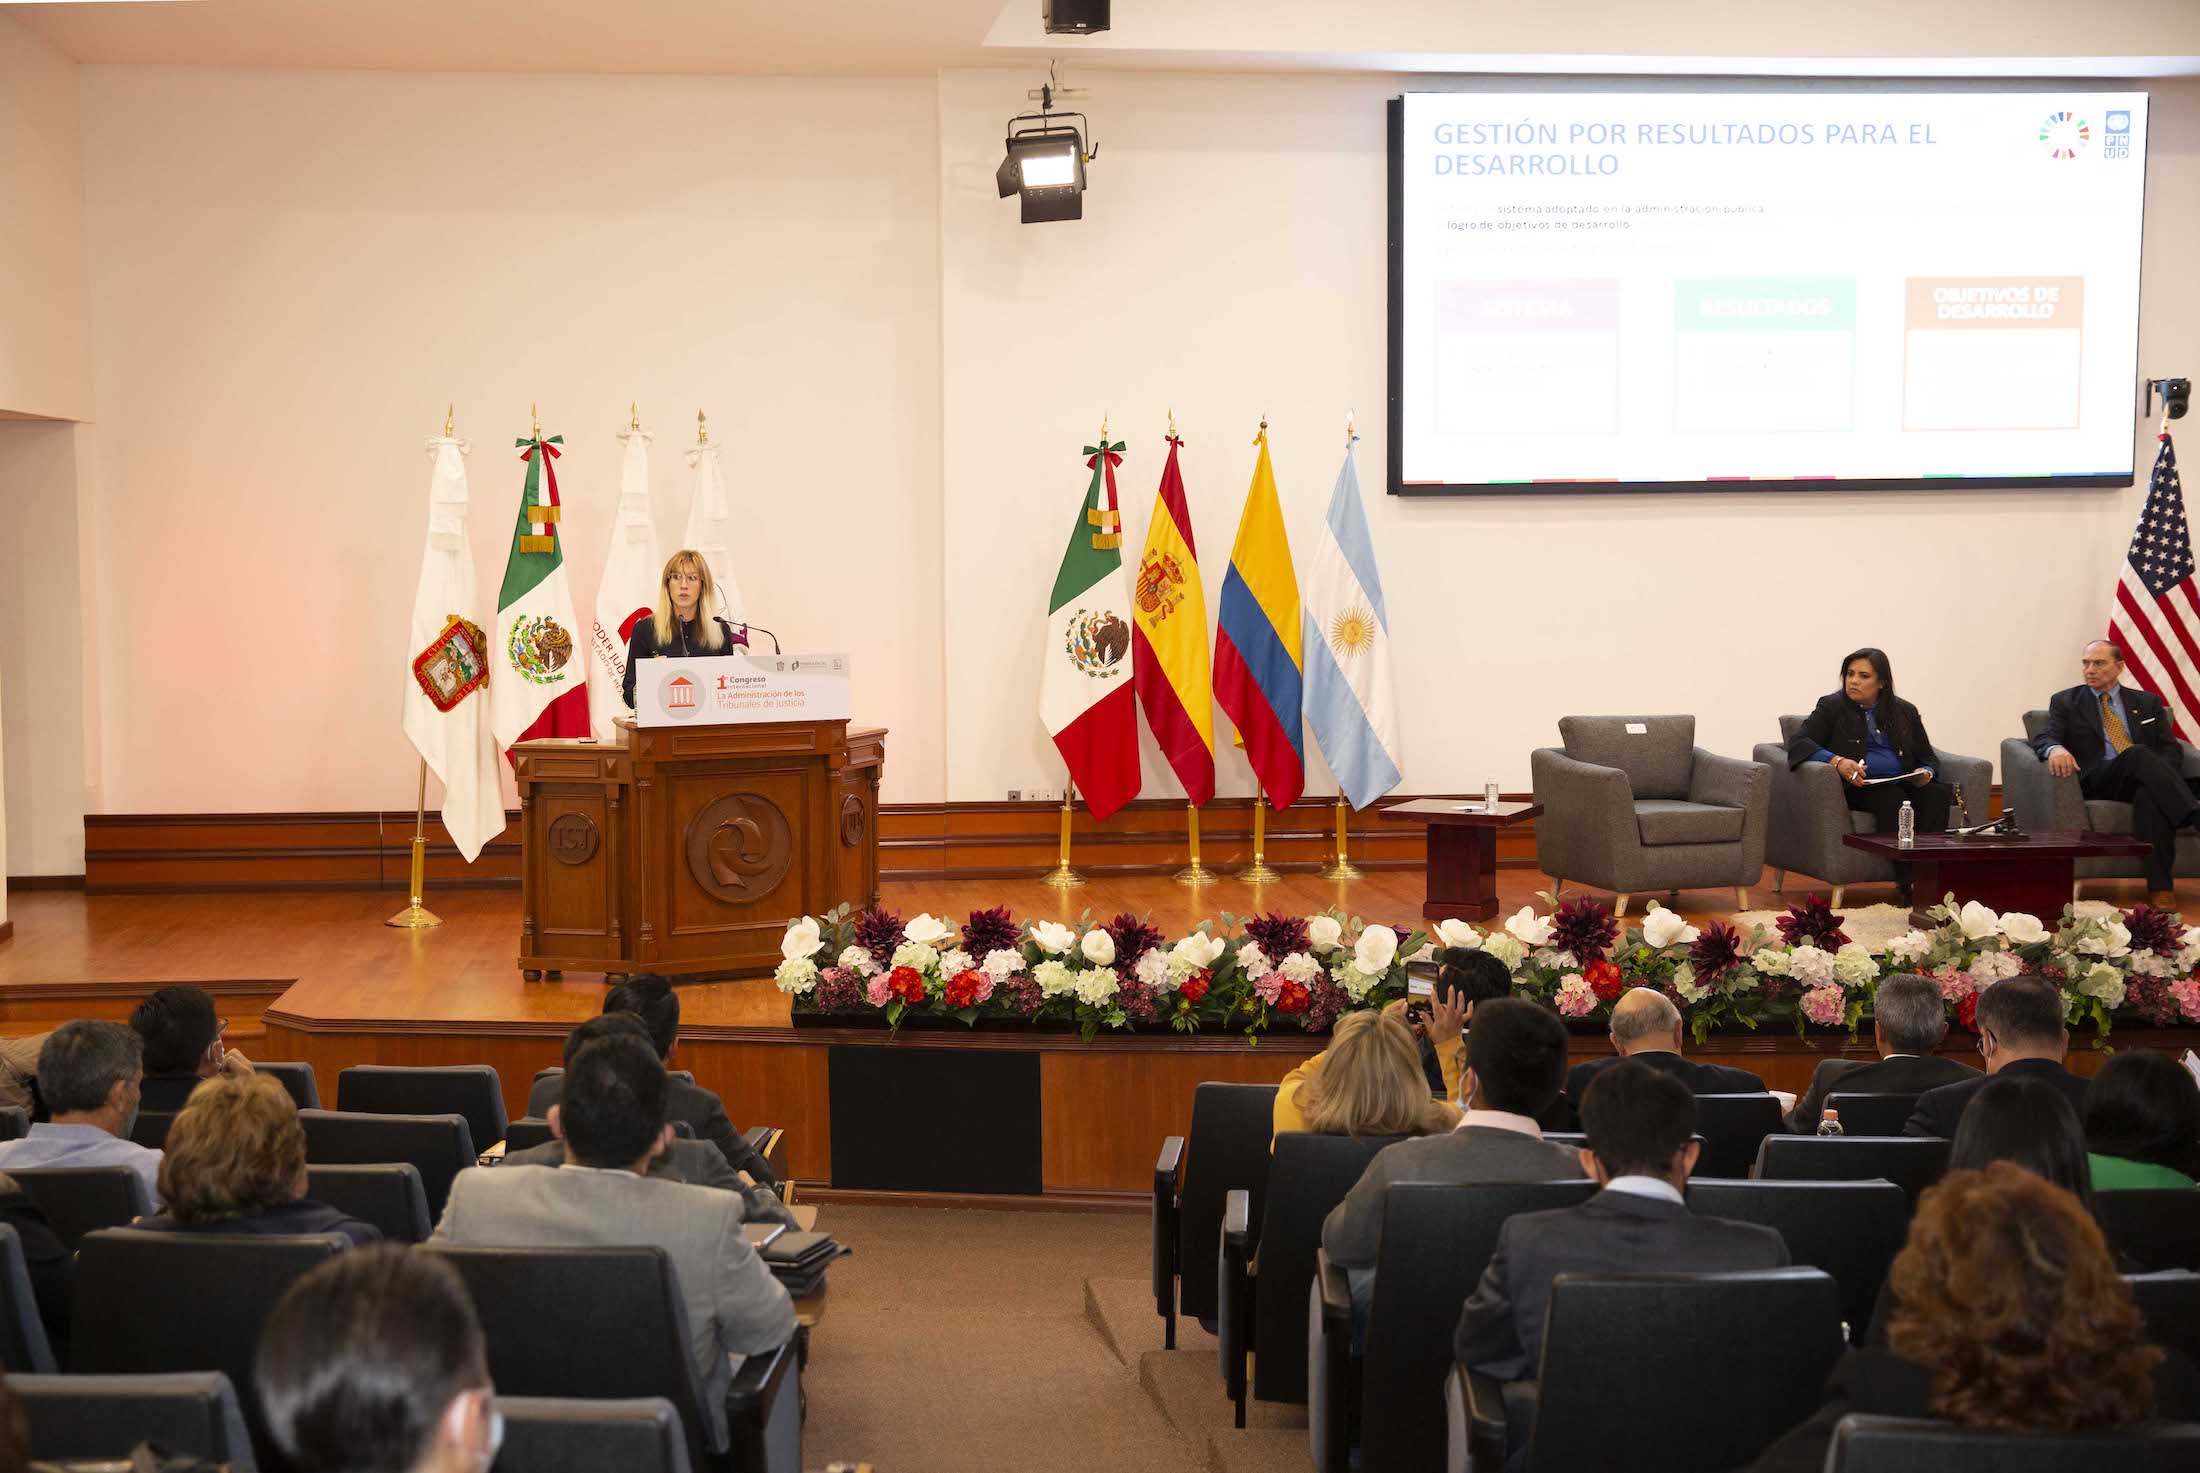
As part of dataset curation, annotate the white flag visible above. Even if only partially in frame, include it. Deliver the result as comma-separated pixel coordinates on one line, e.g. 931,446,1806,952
683,439,744,623
401,437,504,863
588,426,663,739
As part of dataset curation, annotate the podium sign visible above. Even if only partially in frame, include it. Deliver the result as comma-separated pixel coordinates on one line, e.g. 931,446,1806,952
635,653,853,727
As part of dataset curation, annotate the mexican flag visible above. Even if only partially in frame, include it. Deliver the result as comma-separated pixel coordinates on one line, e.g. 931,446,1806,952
1041,438,1140,821
492,431,591,758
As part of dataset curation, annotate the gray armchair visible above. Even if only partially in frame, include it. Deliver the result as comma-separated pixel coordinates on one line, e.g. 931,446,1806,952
1531,715,1770,915
2002,710,2200,891
1753,715,1994,907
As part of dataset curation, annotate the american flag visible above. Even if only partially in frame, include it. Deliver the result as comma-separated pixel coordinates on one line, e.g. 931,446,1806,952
2109,434,2200,741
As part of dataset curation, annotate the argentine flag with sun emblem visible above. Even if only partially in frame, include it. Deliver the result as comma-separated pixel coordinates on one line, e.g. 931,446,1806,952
1302,442,1401,809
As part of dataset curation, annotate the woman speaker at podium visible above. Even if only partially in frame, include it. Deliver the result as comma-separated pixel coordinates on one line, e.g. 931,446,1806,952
1785,646,1955,900
621,548,746,709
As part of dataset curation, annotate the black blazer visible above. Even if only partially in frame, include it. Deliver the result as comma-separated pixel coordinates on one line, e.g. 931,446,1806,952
1750,1345,2200,1473
1903,1056,2089,1139
2035,683,2180,773
137,1197,380,1247
620,614,744,709
137,1074,204,1112
1786,1053,1980,1133
1453,1188,1790,1382
1785,692,1937,774
1561,1051,1768,1128
526,1071,773,1185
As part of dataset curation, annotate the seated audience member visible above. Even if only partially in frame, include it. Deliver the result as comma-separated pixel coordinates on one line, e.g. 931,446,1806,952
2035,640,2200,910
257,1245,499,1473
137,1073,378,1245
1788,647,1956,902
1323,999,1584,1315
1454,1060,1789,1383
1274,1009,1461,1142
1409,947,1515,1102
0,1172,71,1361
129,984,252,1112
1905,975,2088,1138
1752,1162,2200,1473
1559,987,1765,1126
0,1022,162,1208
2085,1048,2200,1190
0,1030,50,1115
502,1016,793,1225
525,975,773,1183
1784,973,1977,1132
433,1033,794,1446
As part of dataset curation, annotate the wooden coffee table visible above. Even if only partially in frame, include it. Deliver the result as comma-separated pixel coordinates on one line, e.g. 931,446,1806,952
1382,798,1542,921
1842,829,2151,926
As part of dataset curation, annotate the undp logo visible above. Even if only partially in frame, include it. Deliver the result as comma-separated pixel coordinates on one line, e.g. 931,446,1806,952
2106,111,2132,134
657,672,701,721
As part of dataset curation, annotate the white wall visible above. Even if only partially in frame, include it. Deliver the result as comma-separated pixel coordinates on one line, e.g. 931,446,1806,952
72,66,946,812
0,422,89,876
0,14,92,422
937,68,2200,802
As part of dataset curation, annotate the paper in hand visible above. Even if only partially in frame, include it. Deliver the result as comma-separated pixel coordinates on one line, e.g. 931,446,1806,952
1858,768,1933,787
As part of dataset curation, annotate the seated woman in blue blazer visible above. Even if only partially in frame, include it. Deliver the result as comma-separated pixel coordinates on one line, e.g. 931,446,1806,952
1784,647,1954,901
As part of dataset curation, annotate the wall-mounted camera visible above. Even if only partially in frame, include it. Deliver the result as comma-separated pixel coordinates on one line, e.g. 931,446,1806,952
2144,377,2191,421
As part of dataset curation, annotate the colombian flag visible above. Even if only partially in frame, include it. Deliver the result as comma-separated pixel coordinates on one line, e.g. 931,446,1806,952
1213,427,1304,810
1131,435,1216,806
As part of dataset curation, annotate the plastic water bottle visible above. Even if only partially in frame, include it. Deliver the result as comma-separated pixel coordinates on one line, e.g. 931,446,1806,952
1484,779,1501,812
1817,1108,1844,1138
1897,799,1915,849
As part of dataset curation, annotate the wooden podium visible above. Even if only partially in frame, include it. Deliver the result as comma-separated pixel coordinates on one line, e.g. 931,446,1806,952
512,718,885,980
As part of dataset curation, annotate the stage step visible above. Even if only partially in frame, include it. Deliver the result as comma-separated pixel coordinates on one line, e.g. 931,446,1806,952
1085,1275,1212,1368
1138,1347,1309,1436
1205,1428,1309,1473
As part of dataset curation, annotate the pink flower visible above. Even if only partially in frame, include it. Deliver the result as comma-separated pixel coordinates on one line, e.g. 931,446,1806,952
1253,970,1286,1005
2173,978,2200,1021
1554,973,1596,1018
1933,965,1973,1003
1801,983,1847,1028
864,973,894,1008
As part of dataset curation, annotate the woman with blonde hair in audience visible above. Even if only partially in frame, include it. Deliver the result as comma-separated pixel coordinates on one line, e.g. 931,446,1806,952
139,1073,379,1245
1751,1161,2200,1472
1273,1008,1461,1141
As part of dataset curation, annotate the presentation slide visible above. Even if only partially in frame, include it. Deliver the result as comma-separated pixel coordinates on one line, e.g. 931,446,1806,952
1390,90,2150,493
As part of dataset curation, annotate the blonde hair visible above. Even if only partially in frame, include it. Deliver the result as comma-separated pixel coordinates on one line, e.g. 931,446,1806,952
156,1072,307,1225
651,549,725,651
1300,1011,1455,1137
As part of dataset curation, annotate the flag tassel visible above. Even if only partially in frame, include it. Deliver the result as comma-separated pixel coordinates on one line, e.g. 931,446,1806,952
1319,796,1363,882
1041,778,1085,890
1238,795,1283,884
1173,801,1212,886
384,758,443,929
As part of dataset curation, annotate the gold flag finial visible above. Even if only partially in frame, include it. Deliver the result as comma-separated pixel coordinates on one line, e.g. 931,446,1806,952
1346,408,1357,445
1100,412,1109,442
443,402,454,438
1167,406,1177,438
530,402,540,439
697,408,709,445
1255,410,1268,443
629,400,640,432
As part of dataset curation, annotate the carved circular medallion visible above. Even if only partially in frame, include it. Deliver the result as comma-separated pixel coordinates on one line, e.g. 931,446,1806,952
839,794,866,848
547,813,600,866
684,793,794,903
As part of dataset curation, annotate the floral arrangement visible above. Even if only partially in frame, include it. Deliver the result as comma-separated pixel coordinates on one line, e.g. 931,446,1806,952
772,892,2200,1044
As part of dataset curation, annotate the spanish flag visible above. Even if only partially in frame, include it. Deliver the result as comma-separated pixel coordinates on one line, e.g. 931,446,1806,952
1130,435,1216,806
1213,427,1304,810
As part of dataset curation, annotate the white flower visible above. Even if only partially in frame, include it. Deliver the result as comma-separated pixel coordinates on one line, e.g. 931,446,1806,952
1280,952,1322,985
1340,967,1381,1003
1504,907,1556,946
1482,933,1526,970
1172,932,1227,970
838,945,880,978
773,957,818,994
1353,924,1399,976
1673,962,1708,1004
2079,962,2127,1008
1967,951,2022,986
982,948,1024,979
1033,959,1078,997
891,941,939,972
1532,947,1576,971
1407,942,1436,964
2132,950,2180,978
938,949,974,978
1955,901,2002,942
1752,946,1793,977
1080,929,1117,966
1073,966,1120,1007
903,913,953,947
1640,905,1700,950
1436,918,1483,950
1236,940,1272,980
1999,913,2048,946
1832,943,1879,988
1884,931,1933,965
1135,950,1173,989
781,917,823,962
2078,921,2133,959
1788,944,1835,988
1031,921,1077,955
1307,915,1345,953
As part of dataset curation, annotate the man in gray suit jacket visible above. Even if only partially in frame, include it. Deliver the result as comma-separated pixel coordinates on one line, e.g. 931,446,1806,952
432,1032,795,1448
1784,973,1978,1132
1454,1059,1790,1382
1324,999,1583,1317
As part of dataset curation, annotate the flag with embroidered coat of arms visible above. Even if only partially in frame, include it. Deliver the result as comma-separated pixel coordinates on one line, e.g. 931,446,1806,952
1041,437,1141,821
402,436,505,862
493,428,591,758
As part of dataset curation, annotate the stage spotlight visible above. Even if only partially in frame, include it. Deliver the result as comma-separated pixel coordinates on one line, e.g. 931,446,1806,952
997,79,1095,224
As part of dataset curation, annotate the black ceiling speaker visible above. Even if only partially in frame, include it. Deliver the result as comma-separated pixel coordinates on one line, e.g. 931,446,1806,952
1044,0,1110,36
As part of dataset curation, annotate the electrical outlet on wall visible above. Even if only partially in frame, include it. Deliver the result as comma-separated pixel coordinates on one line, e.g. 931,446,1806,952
1025,785,1061,804
1006,788,1022,801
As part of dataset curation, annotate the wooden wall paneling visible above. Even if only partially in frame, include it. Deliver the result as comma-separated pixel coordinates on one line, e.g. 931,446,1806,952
1039,1046,1312,1192
0,978,288,1039
672,1038,835,1182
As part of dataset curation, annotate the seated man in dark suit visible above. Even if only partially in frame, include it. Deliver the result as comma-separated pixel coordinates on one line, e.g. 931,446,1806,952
129,984,254,1111
1559,987,1764,1126
1785,973,1978,1132
525,976,773,1184
2035,639,2200,908
1905,975,2089,1138
1454,1060,1790,1383
1324,998,1585,1319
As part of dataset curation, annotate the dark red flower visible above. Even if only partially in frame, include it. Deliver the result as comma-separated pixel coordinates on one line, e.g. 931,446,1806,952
1105,912,1167,966
1177,970,1212,1006
1585,958,1625,1002
1243,912,1313,960
1116,977,1159,1024
995,973,1043,1016
960,905,1020,960
887,965,927,1004
853,906,905,959
811,966,864,1013
1299,977,1349,1033
1551,896,1619,963
2125,903,2182,958
943,970,986,1008
1688,920,1744,979
2124,974,2180,1026
1776,896,1850,951
1274,979,1311,1015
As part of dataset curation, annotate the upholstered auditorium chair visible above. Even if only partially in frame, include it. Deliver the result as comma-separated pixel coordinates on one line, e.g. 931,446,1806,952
1823,1415,2200,1471
1152,1081,1278,1349
1757,715,1992,906
304,1162,433,1243
0,1107,29,1142
4,1166,153,1250
1687,1180,1909,1342
498,1396,695,1473
13,1371,258,1470
2095,1189,2200,1272
1689,1094,1788,1178
0,1224,56,1373
1822,1092,1924,1138
298,1109,475,1219
2125,1272,2200,1366
253,1061,321,1111
1532,715,1771,915
2004,710,2200,897
337,1065,508,1155
1752,1135,1951,1212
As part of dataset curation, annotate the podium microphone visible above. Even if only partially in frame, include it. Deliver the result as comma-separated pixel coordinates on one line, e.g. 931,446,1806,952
739,622,782,655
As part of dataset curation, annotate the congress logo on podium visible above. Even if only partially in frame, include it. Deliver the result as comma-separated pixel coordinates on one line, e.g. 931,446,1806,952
657,671,701,721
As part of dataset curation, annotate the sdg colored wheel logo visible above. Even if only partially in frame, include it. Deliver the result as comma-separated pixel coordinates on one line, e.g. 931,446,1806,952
2038,111,2091,159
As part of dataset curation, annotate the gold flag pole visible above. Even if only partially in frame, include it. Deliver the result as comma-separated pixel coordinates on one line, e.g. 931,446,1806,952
387,761,442,928
1239,794,1282,884
1174,803,1212,886
1320,406,1367,884
1042,777,1085,890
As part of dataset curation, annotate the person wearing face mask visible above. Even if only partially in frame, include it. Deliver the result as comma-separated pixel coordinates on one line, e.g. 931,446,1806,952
1786,647,1953,903
620,549,747,710
256,1245,503,1473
